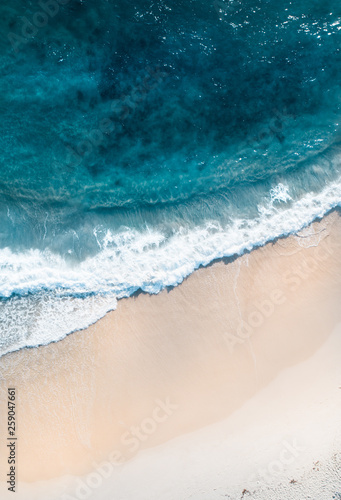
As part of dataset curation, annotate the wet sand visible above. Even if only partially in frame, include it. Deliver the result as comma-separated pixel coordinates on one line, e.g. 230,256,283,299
1,211,341,498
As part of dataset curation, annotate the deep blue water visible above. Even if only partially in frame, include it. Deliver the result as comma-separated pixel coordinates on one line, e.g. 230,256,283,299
1,0,341,354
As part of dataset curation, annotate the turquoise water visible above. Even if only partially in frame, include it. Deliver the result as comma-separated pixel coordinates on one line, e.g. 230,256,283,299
0,0,341,354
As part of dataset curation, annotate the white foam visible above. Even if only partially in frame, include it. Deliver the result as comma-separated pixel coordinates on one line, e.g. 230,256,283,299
1,179,341,356
0,294,117,356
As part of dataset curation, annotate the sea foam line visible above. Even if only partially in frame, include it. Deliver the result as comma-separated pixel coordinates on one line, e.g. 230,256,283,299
0,179,341,356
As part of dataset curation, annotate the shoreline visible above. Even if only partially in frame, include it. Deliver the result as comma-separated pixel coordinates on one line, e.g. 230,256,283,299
0,205,339,361
1,210,341,497
2,193,341,359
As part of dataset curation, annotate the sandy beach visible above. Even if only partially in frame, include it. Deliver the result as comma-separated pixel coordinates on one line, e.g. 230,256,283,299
1,211,341,499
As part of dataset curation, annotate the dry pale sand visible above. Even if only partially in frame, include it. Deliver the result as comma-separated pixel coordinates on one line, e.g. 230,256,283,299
0,211,341,499
30,319,341,500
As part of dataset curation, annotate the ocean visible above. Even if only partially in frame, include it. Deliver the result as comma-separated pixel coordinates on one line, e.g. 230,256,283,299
0,0,341,355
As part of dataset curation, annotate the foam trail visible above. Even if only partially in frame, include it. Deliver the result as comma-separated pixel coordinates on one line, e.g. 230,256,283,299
1,179,341,357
